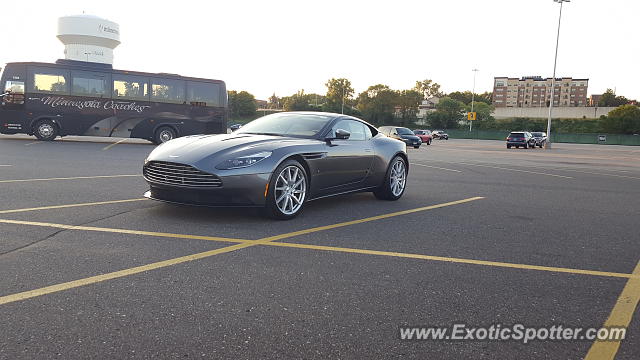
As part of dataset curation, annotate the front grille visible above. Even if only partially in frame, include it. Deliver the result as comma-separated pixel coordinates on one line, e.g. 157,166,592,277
144,161,222,188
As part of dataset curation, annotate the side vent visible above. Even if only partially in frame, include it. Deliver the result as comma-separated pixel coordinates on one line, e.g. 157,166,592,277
301,152,327,160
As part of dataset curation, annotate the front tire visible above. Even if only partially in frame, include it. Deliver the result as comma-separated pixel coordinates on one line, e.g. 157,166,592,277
33,120,58,141
413,146,420,149
154,126,177,145
265,159,308,220
374,156,407,201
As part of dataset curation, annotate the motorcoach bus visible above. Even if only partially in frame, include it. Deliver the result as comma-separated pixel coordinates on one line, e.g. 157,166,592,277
0,60,227,144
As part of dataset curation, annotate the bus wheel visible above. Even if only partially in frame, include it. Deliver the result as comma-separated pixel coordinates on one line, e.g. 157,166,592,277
34,120,58,141
154,126,176,145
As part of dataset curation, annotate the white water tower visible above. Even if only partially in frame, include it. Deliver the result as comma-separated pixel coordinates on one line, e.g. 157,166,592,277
57,15,120,64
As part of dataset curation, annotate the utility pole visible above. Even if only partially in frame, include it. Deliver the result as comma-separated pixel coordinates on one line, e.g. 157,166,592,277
470,69,479,131
546,0,570,149
341,84,345,114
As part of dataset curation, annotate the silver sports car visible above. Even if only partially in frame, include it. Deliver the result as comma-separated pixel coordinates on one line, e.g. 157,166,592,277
143,112,408,219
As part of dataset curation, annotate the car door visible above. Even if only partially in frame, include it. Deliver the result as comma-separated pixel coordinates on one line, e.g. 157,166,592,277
314,119,374,193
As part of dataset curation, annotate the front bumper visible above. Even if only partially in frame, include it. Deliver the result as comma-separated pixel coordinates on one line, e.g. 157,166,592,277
144,172,271,207
403,139,422,147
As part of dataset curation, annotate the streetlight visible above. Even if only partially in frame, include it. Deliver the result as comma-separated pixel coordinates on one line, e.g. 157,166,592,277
470,68,479,132
545,0,570,149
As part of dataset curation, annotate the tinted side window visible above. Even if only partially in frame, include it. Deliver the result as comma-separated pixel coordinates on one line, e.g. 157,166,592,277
113,74,149,101
71,71,108,97
332,120,366,141
187,81,221,106
151,78,185,103
29,67,69,94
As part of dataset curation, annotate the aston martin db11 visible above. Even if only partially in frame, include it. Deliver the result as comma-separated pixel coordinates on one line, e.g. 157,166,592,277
143,112,409,219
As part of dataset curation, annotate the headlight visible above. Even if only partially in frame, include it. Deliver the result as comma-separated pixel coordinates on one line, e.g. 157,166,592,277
215,151,272,170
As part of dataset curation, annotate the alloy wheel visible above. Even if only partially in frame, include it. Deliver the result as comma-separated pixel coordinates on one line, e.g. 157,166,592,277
390,159,406,196
274,165,306,215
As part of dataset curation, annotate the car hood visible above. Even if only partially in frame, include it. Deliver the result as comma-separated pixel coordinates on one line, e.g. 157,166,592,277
146,133,318,166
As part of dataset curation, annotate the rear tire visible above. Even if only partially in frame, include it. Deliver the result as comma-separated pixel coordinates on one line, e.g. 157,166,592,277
523,143,528,149
374,155,407,201
413,146,420,149
507,144,511,149
33,120,58,141
154,126,177,145
264,159,308,220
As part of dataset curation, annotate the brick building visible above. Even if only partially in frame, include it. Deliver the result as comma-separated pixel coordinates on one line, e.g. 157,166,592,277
492,76,588,108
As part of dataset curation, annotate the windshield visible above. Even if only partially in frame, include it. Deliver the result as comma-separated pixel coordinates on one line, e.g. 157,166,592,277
236,113,334,138
396,128,414,135
510,133,525,138
531,132,544,137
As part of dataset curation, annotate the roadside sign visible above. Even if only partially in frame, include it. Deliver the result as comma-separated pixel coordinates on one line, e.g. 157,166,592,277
467,112,477,121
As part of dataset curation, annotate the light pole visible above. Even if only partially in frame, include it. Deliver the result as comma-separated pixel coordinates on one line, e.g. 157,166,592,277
341,86,345,114
546,0,570,149
470,68,479,131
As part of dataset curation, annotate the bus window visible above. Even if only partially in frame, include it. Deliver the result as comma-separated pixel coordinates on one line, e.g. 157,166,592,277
151,78,185,104
113,74,149,101
187,81,221,106
3,80,25,106
29,67,69,94
71,71,108,97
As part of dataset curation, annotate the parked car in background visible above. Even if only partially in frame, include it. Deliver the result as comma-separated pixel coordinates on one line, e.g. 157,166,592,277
229,124,243,132
531,132,547,148
432,130,449,140
506,131,536,149
413,129,432,145
378,126,422,148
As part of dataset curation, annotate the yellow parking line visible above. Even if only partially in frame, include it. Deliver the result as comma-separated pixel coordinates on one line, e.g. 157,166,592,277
0,198,148,214
584,261,640,360
0,197,483,305
410,163,462,173
260,197,485,242
0,218,250,244
0,243,253,306
265,242,635,279
102,139,127,151
0,174,140,184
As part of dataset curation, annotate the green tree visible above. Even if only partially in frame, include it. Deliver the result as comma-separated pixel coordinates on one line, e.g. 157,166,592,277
448,91,492,105
428,97,465,129
598,89,630,107
282,90,318,111
600,104,640,134
395,89,423,126
324,78,354,113
414,79,443,99
356,84,398,125
267,93,280,109
465,101,495,129
228,90,257,119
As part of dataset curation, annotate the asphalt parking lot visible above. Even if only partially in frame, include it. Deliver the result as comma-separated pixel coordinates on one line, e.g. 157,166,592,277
0,134,639,359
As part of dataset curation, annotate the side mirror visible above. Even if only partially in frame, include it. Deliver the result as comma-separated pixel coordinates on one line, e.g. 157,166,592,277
325,128,350,144
335,129,350,140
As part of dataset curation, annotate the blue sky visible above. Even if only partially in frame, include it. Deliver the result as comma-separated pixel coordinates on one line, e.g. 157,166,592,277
2,0,638,100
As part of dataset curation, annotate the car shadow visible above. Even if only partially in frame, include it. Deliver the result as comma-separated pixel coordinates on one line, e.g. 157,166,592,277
145,192,378,224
